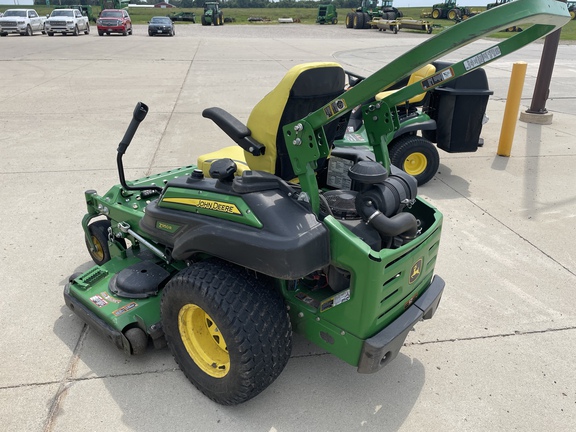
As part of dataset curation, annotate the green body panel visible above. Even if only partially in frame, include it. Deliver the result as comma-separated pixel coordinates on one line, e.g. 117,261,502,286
283,198,442,366
159,187,262,228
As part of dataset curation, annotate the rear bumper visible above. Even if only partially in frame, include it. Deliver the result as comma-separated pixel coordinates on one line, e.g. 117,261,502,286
357,275,445,373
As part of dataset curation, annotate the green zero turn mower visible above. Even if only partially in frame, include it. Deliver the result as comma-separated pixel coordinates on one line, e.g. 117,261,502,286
336,62,493,186
65,0,570,405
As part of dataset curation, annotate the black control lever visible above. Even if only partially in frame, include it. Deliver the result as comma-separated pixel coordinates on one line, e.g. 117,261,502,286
117,102,162,194
118,102,148,155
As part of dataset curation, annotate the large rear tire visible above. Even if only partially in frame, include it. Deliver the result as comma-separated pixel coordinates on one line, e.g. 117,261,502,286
353,12,364,29
389,135,440,186
161,259,292,405
345,12,354,28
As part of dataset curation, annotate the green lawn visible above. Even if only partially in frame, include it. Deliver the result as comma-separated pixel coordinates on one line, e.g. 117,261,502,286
2,6,575,39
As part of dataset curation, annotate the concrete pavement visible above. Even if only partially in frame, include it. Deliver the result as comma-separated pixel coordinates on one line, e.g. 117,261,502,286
0,23,575,431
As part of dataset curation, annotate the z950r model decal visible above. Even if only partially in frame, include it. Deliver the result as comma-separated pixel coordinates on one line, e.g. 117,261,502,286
162,197,242,215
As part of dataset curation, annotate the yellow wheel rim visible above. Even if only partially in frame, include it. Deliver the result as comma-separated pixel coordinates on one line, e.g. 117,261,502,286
448,11,456,20
178,304,229,378
570,11,575,20
90,235,105,261
403,152,428,176
432,10,440,19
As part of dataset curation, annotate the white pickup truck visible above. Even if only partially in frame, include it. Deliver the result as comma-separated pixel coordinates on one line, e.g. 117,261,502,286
45,8,90,36
0,9,46,36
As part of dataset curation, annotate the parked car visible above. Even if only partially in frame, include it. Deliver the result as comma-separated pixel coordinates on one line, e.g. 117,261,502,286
148,16,175,37
97,9,132,36
45,9,90,36
0,9,46,36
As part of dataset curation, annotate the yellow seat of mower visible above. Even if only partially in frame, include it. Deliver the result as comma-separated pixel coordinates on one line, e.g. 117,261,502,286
197,146,250,177
375,64,436,105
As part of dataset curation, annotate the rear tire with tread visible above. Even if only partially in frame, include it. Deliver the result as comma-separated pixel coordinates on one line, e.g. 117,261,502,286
345,12,354,28
161,259,292,406
389,135,439,186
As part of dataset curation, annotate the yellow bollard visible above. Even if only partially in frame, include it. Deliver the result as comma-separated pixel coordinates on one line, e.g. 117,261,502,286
497,61,528,157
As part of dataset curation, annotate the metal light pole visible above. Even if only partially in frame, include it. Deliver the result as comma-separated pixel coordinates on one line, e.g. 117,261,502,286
519,0,566,125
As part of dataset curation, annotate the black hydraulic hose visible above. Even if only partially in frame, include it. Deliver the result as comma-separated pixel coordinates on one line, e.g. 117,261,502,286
360,203,418,238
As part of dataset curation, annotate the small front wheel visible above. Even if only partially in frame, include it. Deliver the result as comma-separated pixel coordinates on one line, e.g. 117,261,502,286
389,135,440,186
84,220,126,266
161,259,292,405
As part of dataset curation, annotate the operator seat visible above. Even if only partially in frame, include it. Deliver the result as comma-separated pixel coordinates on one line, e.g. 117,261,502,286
375,63,437,107
197,62,346,181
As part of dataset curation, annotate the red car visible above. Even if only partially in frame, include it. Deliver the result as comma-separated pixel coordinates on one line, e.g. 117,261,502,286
97,9,132,36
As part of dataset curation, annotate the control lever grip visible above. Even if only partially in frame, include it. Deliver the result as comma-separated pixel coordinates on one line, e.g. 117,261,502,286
118,102,148,155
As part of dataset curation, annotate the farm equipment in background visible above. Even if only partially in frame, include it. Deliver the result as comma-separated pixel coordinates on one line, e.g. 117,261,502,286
54,5,96,23
369,16,435,34
486,0,523,31
99,0,129,12
427,0,476,20
566,1,575,19
63,0,570,406
168,12,196,23
201,2,224,26
317,4,338,24
346,0,403,29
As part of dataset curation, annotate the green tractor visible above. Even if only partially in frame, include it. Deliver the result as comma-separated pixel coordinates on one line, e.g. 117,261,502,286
431,0,474,20
346,0,403,29
201,1,224,26
64,0,569,406
317,4,338,24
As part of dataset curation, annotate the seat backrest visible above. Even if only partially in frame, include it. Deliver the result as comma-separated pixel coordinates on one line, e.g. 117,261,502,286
245,62,346,181
375,64,436,105
405,64,436,104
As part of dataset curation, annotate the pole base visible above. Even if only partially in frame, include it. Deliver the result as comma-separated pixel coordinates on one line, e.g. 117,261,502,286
519,110,553,125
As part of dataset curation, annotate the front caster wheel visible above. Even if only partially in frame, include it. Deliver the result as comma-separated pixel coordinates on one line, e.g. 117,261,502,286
389,135,440,186
84,219,126,266
161,259,292,405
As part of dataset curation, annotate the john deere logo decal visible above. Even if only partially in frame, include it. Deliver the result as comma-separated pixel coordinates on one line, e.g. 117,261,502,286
162,197,241,215
409,259,423,284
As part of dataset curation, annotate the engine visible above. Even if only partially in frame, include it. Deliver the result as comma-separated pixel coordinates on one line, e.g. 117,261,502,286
322,154,419,251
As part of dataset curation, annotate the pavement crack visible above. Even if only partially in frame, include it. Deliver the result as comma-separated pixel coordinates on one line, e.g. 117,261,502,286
146,43,200,176
405,325,576,346
43,324,89,432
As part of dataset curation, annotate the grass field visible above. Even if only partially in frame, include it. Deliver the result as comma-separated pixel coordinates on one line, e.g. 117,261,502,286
1,6,575,39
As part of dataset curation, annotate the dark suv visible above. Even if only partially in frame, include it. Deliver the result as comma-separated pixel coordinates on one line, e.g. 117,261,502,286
97,9,132,36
